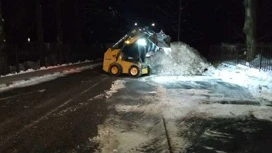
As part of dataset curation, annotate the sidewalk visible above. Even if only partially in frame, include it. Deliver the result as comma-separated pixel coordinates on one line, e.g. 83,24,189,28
0,60,102,92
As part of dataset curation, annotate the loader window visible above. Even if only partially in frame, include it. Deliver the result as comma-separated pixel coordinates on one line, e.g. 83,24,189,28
122,44,140,62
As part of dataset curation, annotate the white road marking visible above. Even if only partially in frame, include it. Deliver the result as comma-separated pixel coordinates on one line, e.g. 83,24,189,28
26,99,73,128
0,89,46,101
0,92,34,101
80,77,108,95
0,76,109,147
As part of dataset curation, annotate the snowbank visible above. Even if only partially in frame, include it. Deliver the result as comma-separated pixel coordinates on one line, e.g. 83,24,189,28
1,59,92,78
0,62,101,93
205,62,272,101
147,42,210,75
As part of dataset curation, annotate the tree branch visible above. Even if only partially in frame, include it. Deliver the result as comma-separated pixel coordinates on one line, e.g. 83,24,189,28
156,6,174,18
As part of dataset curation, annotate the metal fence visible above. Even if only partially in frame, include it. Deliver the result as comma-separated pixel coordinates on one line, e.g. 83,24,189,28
0,43,107,74
208,44,272,71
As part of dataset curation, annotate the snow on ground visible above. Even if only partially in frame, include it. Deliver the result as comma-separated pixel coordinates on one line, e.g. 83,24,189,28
0,72,64,93
147,41,210,75
146,41,271,102
204,62,272,101
93,77,272,152
92,56,272,152
0,62,101,93
105,80,126,99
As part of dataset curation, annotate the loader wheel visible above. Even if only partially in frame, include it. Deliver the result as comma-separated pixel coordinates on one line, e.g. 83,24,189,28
129,65,141,77
109,64,122,76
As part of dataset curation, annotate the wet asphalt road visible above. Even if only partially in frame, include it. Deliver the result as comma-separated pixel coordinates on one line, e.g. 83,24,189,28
0,66,116,153
1,66,272,153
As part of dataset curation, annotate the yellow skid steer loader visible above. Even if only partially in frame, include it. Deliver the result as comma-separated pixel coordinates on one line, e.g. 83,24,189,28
103,27,170,77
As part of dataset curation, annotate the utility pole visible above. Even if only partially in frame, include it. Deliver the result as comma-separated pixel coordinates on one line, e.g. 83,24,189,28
177,0,181,41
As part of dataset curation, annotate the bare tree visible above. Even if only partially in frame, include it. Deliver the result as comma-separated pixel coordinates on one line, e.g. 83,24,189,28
55,0,63,44
243,0,257,60
74,0,82,44
55,0,64,64
0,1,8,74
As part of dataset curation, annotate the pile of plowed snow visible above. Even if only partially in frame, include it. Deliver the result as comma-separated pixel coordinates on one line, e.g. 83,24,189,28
147,42,210,75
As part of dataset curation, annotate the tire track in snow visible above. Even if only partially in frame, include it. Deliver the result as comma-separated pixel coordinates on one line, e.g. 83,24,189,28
95,83,173,153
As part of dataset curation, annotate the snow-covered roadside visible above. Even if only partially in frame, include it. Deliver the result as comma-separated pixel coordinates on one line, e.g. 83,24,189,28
0,62,102,93
1,59,93,78
0,73,65,93
204,62,272,101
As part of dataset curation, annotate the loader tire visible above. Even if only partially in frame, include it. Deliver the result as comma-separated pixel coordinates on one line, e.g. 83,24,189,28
129,65,141,77
109,64,122,76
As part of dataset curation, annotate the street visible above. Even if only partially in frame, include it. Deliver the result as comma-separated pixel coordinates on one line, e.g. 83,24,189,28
1,66,272,153
0,67,116,153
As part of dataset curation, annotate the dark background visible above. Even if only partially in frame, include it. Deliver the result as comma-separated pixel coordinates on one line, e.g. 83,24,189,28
1,0,272,55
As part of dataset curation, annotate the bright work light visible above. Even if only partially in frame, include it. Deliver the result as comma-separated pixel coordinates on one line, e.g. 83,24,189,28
137,38,147,46
125,40,130,44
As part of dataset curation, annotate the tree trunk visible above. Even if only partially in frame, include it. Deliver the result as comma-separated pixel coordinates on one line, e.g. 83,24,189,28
55,0,63,64
243,0,256,60
0,1,8,75
36,0,45,66
74,1,82,44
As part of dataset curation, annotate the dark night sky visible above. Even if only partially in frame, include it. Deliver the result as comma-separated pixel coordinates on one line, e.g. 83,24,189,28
1,0,272,52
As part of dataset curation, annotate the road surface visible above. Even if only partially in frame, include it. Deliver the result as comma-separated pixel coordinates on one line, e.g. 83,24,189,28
0,66,115,153
0,66,272,153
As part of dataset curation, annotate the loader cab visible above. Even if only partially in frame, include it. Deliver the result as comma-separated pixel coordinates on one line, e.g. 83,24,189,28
121,43,143,63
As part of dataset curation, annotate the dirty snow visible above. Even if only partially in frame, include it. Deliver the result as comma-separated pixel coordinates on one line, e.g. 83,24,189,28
93,79,272,152
0,73,64,93
0,62,101,93
105,80,126,99
1,59,92,78
93,62,272,152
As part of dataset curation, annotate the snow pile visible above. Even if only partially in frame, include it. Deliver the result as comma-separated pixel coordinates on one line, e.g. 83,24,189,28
147,42,210,75
206,63,272,101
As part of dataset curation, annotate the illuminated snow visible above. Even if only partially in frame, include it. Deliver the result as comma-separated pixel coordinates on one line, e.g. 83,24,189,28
208,63,272,101
147,42,210,75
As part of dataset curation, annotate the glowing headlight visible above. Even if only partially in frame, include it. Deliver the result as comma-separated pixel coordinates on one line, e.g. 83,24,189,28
125,40,130,44
136,39,147,46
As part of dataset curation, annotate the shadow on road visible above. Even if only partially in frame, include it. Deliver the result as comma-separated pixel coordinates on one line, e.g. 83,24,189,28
183,117,272,153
